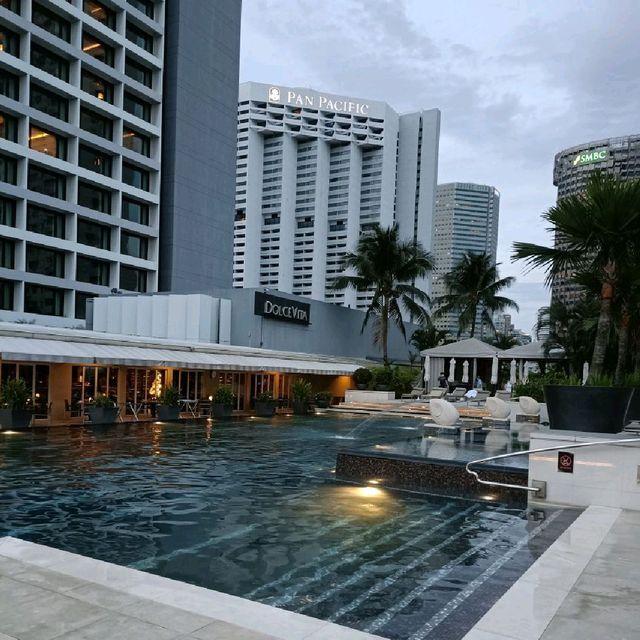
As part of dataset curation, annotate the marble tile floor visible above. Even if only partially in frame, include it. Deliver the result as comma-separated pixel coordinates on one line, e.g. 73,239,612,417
0,537,384,640
463,505,640,640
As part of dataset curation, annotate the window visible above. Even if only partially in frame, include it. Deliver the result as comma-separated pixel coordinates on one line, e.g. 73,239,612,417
123,92,151,122
78,145,112,176
29,125,66,160
121,232,147,259
0,153,17,185
28,165,66,199
32,3,71,42
0,24,19,56
126,21,152,52
0,113,17,142
31,44,69,82
26,244,65,277
0,238,14,268
125,57,152,87
81,69,113,103
122,163,149,190
0,279,13,310
120,265,146,292
77,218,110,249
122,128,150,156
82,31,114,67
75,291,93,319
27,205,65,239
30,84,68,121
83,0,115,29
77,255,109,286
0,71,18,100
77,180,111,213
127,0,154,18
80,107,112,140
0,0,20,15
24,284,64,316
122,197,149,225
0,196,16,227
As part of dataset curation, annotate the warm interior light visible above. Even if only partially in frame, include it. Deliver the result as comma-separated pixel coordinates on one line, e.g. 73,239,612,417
29,132,50,141
83,43,102,52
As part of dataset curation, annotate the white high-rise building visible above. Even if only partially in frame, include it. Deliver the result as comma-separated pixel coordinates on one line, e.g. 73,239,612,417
233,82,440,310
432,183,500,336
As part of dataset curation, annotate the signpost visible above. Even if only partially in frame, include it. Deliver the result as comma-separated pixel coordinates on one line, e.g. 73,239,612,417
254,292,310,326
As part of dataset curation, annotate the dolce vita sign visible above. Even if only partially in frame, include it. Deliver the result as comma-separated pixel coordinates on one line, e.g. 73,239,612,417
268,86,370,115
254,292,310,326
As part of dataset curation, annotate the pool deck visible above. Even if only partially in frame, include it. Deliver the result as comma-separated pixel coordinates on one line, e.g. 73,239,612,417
0,537,384,640
1,505,637,640
462,505,638,640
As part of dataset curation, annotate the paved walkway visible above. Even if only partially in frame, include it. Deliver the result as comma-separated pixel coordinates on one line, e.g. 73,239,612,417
463,505,638,640
0,537,383,640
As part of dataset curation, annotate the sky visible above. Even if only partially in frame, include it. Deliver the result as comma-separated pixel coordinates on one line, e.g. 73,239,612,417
238,0,640,335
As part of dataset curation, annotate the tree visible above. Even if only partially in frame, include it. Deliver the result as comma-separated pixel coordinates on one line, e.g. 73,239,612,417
409,323,448,357
513,173,640,377
333,224,433,365
434,252,519,338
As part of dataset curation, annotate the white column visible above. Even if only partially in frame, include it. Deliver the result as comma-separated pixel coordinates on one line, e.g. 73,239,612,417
242,129,264,288
311,140,330,300
344,144,362,308
277,135,297,293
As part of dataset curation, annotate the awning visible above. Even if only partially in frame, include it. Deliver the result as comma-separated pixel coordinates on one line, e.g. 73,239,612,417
0,336,360,376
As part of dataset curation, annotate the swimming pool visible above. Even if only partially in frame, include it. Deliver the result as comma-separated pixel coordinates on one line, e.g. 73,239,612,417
0,416,578,639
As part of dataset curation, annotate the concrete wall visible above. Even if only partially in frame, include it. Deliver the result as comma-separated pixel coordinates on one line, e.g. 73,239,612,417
159,0,241,291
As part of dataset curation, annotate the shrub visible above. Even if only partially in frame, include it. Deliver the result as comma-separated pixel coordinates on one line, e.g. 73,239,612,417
513,371,580,402
256,391,274,402
314,391,332,403
0,378,31,410
158,386,180,407
392,366,417,398
372,366,394,388
213,386,235,405
93,394,115,408
291,379,313,401
352,367,373,387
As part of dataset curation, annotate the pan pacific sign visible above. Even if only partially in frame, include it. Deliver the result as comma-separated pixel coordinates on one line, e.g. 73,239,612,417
572,148,609,167
254,292,310,326
268,86,370,116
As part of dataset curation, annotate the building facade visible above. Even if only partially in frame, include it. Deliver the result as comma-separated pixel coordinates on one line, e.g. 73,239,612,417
551,135,640,305
233,82,440,310
431,182,500,335
0,0,241,325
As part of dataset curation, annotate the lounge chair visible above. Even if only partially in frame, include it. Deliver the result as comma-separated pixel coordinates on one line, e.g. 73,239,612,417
425,387,447,400
466,390,491,406
446,387,468,402
401,387,426,400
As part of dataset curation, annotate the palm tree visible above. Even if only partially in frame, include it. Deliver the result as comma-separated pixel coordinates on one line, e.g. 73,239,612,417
409,323,448,352
490,332,518,350
434,252,519,339
513,173,640,377
333,224,433,365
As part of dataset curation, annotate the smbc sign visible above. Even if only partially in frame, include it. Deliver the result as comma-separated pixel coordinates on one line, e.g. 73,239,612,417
572,148,609,166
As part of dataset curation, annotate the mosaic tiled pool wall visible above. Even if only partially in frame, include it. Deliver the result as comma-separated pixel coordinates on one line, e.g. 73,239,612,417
336,451,529,503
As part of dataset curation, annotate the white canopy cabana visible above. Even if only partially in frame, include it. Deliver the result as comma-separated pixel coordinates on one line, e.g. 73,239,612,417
498,342,564,385
420,338,503,390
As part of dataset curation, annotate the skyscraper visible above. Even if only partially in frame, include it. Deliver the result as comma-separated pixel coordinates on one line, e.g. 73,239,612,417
0,0,241,325
431,182,500,336
551,135,640,305
233,82,440,310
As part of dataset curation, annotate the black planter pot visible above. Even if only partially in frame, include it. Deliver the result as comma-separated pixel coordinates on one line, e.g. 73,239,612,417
626,388,640,422
376,385,390,391
86,407,118,425
255,400,276,417
157,405,181,420
356,384,368,390
315,399,330,409
0,409,33,430
292,399,309,415
211,403,233,419
544,385,634,433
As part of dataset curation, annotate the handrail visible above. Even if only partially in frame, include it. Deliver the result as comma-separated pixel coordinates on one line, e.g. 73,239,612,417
466,437,640,493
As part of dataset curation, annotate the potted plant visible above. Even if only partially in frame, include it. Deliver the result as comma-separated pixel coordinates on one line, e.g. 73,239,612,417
211,386,235,419
86,394,118,425
373,366,393,391
291,379,313,415
544,374,634,434
157,386,181,420
314,391,332,409
0,378,33,430
352,367,372,390
255,391,277,417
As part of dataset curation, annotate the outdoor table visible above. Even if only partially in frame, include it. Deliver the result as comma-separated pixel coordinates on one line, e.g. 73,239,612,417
179,399,198,418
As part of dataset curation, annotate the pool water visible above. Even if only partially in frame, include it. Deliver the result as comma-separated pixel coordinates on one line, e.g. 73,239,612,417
0,416,578,640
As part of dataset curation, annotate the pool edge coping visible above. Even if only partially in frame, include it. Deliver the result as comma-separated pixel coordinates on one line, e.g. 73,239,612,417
460,504,622,640
0,536,387,640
